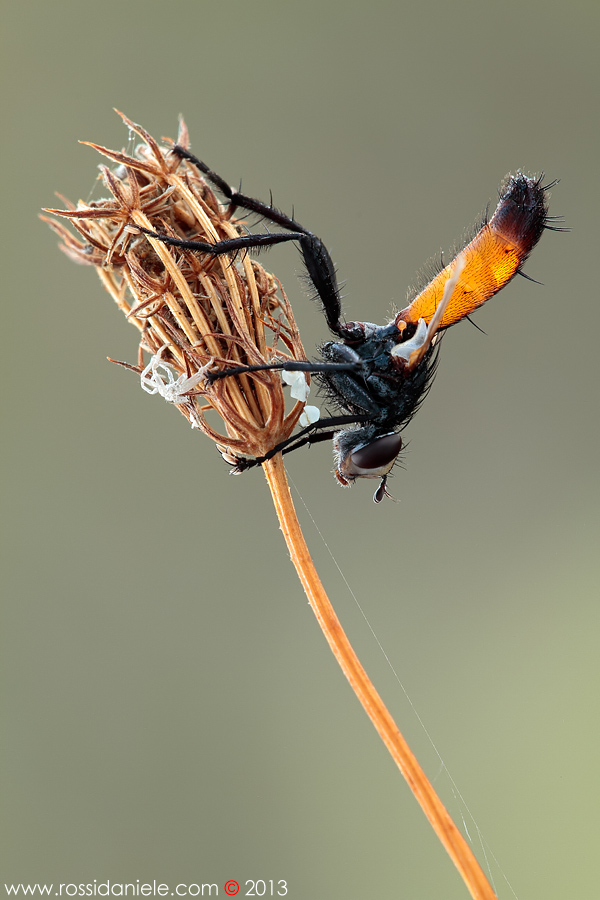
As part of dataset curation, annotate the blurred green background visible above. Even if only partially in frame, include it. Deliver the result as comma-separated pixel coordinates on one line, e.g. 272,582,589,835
2,1,599,898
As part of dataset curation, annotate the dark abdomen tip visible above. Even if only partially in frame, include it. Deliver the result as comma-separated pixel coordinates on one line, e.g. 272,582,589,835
490,173,548,257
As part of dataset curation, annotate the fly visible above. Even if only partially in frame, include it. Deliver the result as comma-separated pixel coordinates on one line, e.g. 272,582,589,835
138,150,562,502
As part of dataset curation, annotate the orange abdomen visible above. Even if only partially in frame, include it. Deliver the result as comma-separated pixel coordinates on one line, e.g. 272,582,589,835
395,173,549,330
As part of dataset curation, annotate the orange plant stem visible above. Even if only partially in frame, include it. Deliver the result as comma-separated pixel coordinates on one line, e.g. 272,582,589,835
263,453,497,900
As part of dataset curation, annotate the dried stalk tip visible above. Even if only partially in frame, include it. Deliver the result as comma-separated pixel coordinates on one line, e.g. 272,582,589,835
42,111,310,466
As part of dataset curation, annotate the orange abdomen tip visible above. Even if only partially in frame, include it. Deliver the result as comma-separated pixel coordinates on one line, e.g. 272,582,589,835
395,173,549,330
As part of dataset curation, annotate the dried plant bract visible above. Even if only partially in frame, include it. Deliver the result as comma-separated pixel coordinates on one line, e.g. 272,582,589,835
43,111,310,468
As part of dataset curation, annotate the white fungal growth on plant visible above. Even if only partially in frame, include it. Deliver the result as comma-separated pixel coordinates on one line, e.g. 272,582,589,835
141,346,211,412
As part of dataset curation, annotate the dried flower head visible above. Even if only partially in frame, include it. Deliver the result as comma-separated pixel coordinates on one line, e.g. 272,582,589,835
43,111,311,467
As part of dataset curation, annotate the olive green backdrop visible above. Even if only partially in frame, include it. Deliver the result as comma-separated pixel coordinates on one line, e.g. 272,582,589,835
3,2,599,898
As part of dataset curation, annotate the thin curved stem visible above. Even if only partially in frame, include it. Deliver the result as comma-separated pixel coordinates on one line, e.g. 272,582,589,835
263,453,497,900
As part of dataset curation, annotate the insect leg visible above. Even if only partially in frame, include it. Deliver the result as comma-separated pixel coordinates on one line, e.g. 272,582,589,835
171,145,345,335
205,359,362,384
136,226,306,257
230,413,370,472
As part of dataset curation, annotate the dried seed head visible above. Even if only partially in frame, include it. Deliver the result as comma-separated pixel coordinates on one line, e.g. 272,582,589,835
42,111,310,466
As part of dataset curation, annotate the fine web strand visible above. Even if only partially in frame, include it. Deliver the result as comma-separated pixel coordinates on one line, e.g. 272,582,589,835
288,474,520,900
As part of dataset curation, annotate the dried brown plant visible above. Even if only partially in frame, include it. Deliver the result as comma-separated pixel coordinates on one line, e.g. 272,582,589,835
43,112,499,900
43,111,310,468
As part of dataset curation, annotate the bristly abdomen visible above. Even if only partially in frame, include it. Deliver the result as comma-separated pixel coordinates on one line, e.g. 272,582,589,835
490,172,549,256
395,172,553,331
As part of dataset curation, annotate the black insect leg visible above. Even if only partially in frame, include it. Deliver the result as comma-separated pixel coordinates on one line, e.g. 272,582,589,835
232,430,335,473
205,359,362,384
136,226,308,257
231,414,371,472
172,145,306,229
138,223,344,334
170,145,345,336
